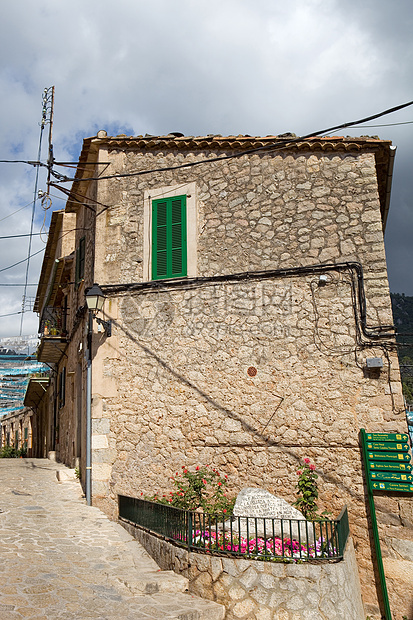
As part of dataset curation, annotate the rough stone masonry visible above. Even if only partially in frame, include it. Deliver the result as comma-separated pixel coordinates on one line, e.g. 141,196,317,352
44,134,412,618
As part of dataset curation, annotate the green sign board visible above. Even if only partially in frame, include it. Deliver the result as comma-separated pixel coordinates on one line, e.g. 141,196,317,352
367,451,411,462
369,471,413,483
361,429,413,496
370,481,413,493
369,461,412,472
366,441,409,452
366,432,408,442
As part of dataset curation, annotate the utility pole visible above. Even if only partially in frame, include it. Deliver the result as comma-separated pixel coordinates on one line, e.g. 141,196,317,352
20,86,55,336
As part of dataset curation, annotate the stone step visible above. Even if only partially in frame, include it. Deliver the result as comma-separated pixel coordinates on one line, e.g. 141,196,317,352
115,569,189,595
130,591,226,619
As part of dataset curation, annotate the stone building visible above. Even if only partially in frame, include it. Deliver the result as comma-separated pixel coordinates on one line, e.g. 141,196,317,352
1,407,32,453
34,132,412,618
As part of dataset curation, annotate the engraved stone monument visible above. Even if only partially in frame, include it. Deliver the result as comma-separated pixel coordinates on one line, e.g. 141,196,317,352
225,487,316,544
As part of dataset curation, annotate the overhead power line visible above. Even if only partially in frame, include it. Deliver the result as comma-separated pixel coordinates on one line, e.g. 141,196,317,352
0,311,23,318
0,233,42,240
0,201,34,223
346,120,413,128
50,99,413,184
0,247,45,274
0,159,46,166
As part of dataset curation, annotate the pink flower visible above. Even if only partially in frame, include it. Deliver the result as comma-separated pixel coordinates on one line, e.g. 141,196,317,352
218,481,222,486
297,470,302,476
223,509,227,513
309,464,316,471
202,479,207,484
196,466,200,471
304,458,310,464
183,469,188,474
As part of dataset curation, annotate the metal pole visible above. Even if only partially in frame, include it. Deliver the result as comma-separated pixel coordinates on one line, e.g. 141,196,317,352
360,429,392,620
85,311,93,506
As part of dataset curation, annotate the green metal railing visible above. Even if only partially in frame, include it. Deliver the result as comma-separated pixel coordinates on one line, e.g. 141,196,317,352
118,495,349,562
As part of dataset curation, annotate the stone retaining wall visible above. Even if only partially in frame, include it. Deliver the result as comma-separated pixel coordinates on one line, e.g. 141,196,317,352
120,519,365,620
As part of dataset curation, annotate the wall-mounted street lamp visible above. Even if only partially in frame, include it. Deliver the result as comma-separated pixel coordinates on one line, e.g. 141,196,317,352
85,283,112,337
84,283,111,506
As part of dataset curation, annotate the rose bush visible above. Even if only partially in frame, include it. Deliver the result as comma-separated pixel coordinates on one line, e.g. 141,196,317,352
145,465,235,514
293,458,319,520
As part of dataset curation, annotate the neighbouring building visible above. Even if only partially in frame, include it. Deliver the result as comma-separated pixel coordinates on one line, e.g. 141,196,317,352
32,132,412,618
1,407,32,453
0,351,49,452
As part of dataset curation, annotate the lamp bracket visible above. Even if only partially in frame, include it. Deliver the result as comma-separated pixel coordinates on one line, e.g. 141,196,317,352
93,314,112,337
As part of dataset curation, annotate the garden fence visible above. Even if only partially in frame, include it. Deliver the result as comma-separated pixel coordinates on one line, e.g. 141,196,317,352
118,495,349,562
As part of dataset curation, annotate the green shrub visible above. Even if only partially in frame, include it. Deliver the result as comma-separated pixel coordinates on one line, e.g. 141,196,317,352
146,465,236,515
293,458,319,520
0,445,19,458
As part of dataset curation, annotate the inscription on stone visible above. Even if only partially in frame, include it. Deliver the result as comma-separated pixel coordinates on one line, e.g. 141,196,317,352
227,488,314,543
233,487,305,520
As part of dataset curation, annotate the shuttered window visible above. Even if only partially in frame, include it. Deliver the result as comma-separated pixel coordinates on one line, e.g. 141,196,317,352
152,195,187,280
75,237,86,288
58,367,66,409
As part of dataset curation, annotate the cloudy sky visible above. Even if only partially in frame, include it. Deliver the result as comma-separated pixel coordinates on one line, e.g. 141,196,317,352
0,0,412,338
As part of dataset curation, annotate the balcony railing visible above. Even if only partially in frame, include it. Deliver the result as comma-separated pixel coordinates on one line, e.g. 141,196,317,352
39,306,68,339
37,306,68,363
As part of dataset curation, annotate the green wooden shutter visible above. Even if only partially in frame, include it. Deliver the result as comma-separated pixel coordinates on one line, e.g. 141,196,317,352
152,195,187,280
78,237,85,280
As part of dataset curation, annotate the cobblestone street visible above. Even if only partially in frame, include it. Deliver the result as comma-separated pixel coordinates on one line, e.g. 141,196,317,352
0,459,224,620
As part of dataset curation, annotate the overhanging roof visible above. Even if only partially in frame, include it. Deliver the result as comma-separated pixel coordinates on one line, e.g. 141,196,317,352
36,337,67,364
24,378,50,408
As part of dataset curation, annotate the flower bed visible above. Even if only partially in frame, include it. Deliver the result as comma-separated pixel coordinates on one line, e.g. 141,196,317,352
193,529,336,560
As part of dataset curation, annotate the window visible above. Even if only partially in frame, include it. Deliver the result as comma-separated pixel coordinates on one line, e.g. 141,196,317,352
75,237,85,288
152,195,187,280
58,367,66,409
144,182,197,281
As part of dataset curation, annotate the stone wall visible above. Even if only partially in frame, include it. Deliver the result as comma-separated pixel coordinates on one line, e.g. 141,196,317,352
120,519,365,620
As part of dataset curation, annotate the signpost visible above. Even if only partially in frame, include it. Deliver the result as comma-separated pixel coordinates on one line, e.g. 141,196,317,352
360,429,413,620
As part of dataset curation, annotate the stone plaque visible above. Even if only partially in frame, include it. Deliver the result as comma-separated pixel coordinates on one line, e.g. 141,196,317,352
225,487,315,543
233,488,305,520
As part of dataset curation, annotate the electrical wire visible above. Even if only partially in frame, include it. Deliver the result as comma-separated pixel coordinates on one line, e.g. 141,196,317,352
0,159,46,166
346,120,413,128
0,283,37,286
100,261,397,344
50,100,413,184
0,311,23,318
0,200,34,223
0,233,42,240
0,248,45,274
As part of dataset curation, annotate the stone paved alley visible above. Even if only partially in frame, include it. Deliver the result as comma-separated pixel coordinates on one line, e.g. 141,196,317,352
0,459,224,620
